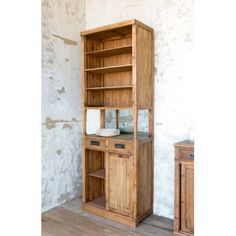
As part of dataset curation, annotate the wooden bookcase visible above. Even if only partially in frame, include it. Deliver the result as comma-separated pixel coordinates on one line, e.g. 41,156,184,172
80,19,154,227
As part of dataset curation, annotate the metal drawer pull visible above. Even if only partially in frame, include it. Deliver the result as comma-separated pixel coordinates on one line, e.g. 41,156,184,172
189,153,194,160
90,140,100,146
114,143,125,149
118,154,128,159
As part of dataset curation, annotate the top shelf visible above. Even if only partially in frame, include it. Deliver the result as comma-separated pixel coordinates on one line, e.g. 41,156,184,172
86,45,132,57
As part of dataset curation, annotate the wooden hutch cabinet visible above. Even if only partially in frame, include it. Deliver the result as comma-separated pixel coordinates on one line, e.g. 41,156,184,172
80,19,154,227
174,141,194,236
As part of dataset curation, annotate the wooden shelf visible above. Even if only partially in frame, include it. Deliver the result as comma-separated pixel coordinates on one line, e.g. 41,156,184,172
86,45,132,57
88,169,105,179
85,64,132,74
87,195,106,209
87,86,132,91
85,106,132,110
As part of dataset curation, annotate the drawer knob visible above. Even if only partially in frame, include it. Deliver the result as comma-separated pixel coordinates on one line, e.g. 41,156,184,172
117,154,129,159
114,143,125,149
90,140,100,146
189,153,194,160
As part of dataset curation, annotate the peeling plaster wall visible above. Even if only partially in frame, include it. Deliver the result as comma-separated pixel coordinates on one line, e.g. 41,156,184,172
42,0,85,212
85,0,194,219
42,0,194,218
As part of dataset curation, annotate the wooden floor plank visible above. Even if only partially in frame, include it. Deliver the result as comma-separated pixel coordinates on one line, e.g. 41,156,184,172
42,197,173,236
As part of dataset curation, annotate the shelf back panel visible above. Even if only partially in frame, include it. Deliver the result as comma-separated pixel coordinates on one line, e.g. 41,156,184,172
103,89,132,107
104,71,132,87
103,34,132,49
87,87,132,107
86,25,132,42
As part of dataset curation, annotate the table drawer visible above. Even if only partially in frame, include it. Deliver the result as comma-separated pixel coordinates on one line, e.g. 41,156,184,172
85,138,106,150
179,148,194,161
108,140,133,154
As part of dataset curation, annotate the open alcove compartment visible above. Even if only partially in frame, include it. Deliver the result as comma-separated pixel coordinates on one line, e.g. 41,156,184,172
85,25,133,108
86,109,150,135
85,149,106,208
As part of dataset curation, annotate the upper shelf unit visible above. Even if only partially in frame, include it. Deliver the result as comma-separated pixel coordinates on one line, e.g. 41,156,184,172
81,20,154,110
83,25,133,108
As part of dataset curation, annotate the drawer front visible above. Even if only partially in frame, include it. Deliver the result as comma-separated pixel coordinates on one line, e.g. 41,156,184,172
108,140,133,154
179,148,194,162
85,138,106,150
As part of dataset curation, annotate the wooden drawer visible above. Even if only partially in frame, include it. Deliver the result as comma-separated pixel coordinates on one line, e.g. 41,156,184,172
108,140,133,154
85,138,106,150
179,148,194,162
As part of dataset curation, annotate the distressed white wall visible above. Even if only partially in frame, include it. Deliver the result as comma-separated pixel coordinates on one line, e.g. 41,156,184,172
42,0,194,219
42,0,85,212
85,0,194,219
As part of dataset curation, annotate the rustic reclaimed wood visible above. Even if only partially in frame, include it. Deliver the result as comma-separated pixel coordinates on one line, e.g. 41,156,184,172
173,141,194,236
86,85,132,90
80,19,153,36
85,64,132,73
137,141,153,217
136,25,153,109
42,197,173,236
85,106,133,110
88,169,105,179
107,153,132,217
81,19,154,227
86,132,152,142
86,45,132,56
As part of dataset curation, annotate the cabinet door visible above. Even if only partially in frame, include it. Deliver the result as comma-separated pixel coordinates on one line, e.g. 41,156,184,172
107,153,131,216
181,163,194,234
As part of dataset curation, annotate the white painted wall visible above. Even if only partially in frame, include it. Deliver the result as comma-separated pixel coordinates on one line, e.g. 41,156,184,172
42,0,85,212
42,0,194,219
85,0,194,219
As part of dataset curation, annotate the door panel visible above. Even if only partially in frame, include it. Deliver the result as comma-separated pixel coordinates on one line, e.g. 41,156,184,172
107,153,131,216
181,164,194,234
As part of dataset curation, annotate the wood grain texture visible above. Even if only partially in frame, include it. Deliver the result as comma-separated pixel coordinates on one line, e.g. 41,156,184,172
87,85,132,90
86,132,151,141
42,197,173,236
137,141,152,217
136,26,153,109
86,64,132,73
86,150,105,202
85,106,133,110
81,20,154,227
85,138,106,151
80,19,134,36
108,140,133,155
174,141,194,149
173,141,194,236
107,153,132,217
88,169,105,179
181,165,194,234
80,19,153,36
131,22,138,220
81,35,87,202
86,45,132,56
